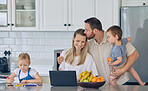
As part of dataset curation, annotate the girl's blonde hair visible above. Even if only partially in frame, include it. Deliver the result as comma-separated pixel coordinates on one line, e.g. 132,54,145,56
17,53,31,65
65,29,88,66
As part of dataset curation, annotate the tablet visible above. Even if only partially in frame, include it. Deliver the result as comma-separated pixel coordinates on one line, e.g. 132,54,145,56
49,71,77,86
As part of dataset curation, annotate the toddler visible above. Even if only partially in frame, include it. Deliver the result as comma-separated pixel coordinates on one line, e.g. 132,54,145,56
6,53,42,83
106,25,145,86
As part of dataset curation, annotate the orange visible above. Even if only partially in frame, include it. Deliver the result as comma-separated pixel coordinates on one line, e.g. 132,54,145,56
99,76,104,82
91,77,98,82
91,78,96,82
107,58,113,62
97,79,102,82
94,77,99,79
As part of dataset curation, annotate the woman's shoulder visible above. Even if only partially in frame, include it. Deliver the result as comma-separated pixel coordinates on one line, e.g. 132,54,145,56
86,52,91,56
86,52,93,60
84,52,95,64
61,48,71,56
62,49,70,53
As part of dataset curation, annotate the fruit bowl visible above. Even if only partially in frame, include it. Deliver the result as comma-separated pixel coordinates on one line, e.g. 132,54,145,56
77,81,105,89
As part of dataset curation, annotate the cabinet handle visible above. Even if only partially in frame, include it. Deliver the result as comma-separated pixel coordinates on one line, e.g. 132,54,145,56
7,24,10,26
11,24,14,26
68,24,71,26
64,24,67,26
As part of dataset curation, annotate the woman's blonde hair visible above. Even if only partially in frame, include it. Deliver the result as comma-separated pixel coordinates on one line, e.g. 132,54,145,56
65,29,88,66
17,53,31,65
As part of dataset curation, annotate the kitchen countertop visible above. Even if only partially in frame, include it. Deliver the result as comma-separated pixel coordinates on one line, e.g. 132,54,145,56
1,75,148,91
1,76,147,91
0,83,148,91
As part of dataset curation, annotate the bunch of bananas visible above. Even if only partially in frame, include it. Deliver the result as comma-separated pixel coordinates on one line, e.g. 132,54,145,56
78,70,93,82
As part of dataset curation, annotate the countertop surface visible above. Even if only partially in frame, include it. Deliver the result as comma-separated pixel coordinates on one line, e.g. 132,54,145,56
0,83,148,91
0,76,147,91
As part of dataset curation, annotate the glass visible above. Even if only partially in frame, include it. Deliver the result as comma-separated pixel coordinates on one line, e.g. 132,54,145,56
0,12,7,27
0,0,7,27
16,11,35,27
0,0,7,10
16,0,35,10
15,0,36,27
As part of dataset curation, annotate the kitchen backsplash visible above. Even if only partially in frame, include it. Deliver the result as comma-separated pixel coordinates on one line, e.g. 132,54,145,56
0,31,74,76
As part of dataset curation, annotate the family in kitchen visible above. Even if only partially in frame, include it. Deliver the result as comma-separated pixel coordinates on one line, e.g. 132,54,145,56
6,17,145,86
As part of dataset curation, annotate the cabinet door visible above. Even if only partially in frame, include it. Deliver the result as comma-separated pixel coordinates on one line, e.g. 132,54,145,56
122,0,148,6
0,0,11,31
96,0,120,30
68,0,95,31
11,0,39,31
40,0,67,31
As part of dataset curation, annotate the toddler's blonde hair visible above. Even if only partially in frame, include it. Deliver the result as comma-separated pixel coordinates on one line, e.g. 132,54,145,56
17,53,31,65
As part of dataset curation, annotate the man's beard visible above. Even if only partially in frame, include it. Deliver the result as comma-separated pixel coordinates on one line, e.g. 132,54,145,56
87,33,95,40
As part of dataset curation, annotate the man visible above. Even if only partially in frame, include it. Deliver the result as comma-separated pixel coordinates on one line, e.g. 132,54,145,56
58,17,139,85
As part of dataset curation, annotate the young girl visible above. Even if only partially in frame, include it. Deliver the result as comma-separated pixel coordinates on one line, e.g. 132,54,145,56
6,53,42,83
59,29,98,79
106,25,145,86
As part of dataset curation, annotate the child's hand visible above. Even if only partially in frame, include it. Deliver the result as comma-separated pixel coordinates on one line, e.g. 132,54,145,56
107,58,113,66
107,58,113,62
21,80,28,83
107,61,112,65
6,78,14,83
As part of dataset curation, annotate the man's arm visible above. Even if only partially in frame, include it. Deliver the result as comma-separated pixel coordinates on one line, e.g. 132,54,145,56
127,37,131,42
112,50,139,77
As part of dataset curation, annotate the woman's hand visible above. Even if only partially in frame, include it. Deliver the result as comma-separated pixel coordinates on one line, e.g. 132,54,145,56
57,56,64,64
59,68,63,71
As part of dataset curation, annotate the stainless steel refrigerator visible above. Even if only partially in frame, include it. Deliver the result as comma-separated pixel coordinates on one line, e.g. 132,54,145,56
121,6,148,83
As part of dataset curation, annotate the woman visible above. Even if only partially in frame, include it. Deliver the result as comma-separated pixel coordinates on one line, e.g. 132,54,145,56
59,29,98,79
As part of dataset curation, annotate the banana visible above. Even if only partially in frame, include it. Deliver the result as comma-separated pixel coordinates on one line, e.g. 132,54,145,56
80,77,84,82
79,70,94,82
89,74,93,82
83,72,90,79
87,77,90,82
78,72,83,80
82,70,88,77
90,70,92,74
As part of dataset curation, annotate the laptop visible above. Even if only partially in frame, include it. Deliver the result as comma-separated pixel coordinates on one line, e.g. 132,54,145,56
49,71,77,86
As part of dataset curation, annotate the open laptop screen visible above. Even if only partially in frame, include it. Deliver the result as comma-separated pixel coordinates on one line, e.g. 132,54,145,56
49,71,77,86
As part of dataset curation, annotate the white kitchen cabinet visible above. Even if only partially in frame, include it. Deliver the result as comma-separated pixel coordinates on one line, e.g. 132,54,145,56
122,0,148,6
0,0,39,31
96,0,121,30
40,0,121,31
40,0,96,31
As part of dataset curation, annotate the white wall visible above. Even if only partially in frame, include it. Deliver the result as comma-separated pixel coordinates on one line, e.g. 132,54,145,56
0,31,74,76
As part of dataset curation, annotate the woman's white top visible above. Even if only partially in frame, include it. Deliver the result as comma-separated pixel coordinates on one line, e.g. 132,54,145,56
59,49,98,79
14,68,37,79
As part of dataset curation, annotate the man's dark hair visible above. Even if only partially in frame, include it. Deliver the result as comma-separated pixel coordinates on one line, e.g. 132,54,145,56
84,17,102,31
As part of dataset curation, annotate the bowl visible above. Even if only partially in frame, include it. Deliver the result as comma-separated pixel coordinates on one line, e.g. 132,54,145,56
77,81,105,89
